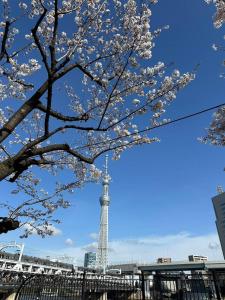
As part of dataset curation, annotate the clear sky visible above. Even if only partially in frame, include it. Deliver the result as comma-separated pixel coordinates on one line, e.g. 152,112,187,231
1,0,225,265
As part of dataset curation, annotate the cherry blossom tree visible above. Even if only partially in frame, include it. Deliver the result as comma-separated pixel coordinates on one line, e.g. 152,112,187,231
202,0,225,146
202,106,225,146
0,0,194,237
205,0,225,28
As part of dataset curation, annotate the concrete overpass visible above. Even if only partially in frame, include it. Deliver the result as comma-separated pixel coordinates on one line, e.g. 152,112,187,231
110,260,225,274
0,257,72,275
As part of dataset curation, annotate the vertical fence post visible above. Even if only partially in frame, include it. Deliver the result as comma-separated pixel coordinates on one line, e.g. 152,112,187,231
212,271,221,300
176,277,183,300
141,271,146,300
81,271,86,300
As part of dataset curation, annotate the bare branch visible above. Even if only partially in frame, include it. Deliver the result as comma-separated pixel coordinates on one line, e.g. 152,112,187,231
0,20,10,61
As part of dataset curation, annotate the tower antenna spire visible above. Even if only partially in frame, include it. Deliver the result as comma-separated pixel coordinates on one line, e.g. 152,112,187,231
97,155,111,273
105,155,108,176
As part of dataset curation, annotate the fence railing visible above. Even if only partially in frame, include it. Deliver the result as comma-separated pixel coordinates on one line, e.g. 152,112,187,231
1,270,225,299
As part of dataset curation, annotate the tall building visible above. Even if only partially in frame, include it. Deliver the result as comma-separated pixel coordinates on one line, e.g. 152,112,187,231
212,190,225,258
84,252,96,268
97,156,111,272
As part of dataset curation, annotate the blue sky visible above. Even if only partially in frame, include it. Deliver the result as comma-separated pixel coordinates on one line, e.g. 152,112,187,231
1,0,225,264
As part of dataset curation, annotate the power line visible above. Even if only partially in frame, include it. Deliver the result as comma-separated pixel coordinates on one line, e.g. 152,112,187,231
142,102,225,133
76,102,225,151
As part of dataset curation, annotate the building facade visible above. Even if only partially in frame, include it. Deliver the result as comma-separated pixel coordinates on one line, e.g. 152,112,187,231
212,191,225,258
84,252,96,268
188,255,208,262
157,258,172,264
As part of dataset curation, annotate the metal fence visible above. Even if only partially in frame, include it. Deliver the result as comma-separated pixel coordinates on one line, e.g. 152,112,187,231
2,271,225,299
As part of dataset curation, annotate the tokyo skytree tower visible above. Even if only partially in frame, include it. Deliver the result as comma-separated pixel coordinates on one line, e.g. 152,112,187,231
97,155,111,272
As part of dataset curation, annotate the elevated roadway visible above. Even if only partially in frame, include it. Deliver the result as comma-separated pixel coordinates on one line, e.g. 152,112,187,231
0,257,72,275
110,260,225,274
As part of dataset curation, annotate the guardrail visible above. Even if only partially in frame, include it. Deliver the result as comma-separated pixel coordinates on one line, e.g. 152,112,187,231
1,270,225,299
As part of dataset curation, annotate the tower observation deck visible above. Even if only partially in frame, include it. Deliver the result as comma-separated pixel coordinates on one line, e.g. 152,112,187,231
97,155,111,272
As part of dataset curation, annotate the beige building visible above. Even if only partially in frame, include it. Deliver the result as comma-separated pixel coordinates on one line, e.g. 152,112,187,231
188,255,208,262
157,257,172,264
212,191,225,258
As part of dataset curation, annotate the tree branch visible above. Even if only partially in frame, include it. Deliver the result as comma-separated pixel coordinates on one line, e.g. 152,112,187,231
97,50,133,129
1,69,34,88
0,63,86,144
0,20,10,61
12,124,106,165
44,79,53,135
0,79,49,144
26,144,93,164
31,7,50,74
9,158,55,182
49,0,58,70
76,64,104,87
36,101,89,122
105,81,183,131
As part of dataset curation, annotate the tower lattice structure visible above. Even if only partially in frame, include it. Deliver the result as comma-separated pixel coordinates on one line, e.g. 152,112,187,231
97,155,111,272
